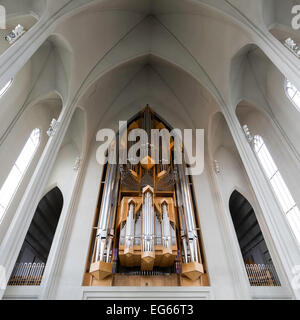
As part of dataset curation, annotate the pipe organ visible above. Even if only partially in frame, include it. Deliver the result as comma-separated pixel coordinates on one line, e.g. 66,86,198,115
87,106,208,287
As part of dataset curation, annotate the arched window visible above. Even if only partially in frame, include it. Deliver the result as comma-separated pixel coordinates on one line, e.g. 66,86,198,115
253,135,300,243
0,79,13,97
0,128,41,223
285,79,300,111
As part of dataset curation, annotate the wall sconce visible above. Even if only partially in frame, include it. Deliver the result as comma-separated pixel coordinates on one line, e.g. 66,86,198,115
47,119,59,137
73,157,82,171
5,24,25,44
285,38,300,58
243,124,253,143
213,160,220,174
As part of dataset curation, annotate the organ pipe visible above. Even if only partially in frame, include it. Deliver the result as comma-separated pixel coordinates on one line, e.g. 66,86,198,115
142,190,154,252
105,166,120,263
176,164,199,263
142,106,153,159
95,162,118,262
125,202,135,252
162,202,171,250
175,167,188,263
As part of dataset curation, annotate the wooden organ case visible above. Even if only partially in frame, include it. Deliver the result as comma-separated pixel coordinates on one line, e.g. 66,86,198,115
84,106,209,287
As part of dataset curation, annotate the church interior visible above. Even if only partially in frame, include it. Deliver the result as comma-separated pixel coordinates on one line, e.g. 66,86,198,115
0,0,300,300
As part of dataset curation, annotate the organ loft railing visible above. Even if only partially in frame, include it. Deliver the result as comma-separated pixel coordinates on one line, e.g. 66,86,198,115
245,264,280,287
86,106,207,287
8,263,45,286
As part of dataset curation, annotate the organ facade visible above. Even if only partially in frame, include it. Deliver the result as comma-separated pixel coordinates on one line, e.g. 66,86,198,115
85,107,208,287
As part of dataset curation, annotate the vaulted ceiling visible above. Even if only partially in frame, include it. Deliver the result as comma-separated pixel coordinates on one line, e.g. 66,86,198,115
1,0,299,153
49,0,253,143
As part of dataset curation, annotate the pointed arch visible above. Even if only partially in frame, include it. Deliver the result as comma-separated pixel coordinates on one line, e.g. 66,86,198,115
229,189,280,286
8,186,63,286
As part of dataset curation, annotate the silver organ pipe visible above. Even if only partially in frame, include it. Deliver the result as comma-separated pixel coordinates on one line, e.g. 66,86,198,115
142,191,154,252
135,215,141,245
176,164,199,263
120,222,126,245
143,106,152,157
175,167,188,263
162,202,171,250
155,215,162,245
95,163,118,262
105,166,120,263
125,202,135,252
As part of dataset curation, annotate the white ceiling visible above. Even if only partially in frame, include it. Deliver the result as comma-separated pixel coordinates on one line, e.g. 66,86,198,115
1,0,299,156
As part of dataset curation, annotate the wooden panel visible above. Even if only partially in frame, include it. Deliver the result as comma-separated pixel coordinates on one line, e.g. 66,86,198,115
112,274,179,287
182,262,204,281
82,273,92,286
179,273,209,287
117,197,143,228
90,261,113,280
91,276,113,287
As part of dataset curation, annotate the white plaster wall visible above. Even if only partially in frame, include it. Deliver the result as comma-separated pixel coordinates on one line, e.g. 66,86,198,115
45,144,78,202
191,163,237,299
155,5,251,104
51,142,103,300
215,146,254,205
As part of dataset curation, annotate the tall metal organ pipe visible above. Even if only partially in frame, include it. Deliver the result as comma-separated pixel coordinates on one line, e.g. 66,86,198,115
176,164,199,263
143,191,154,252
175,167,188,263
95,163,117,262
162,202,172,249
142,106,152,159
105,166,120,263
125,203,135,251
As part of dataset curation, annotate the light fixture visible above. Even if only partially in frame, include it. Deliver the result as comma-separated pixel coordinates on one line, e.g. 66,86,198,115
5,24,26,45
284,38,300,58
47,119,59,137
213,160,220,174
243,124,253,142
73,157,82,171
